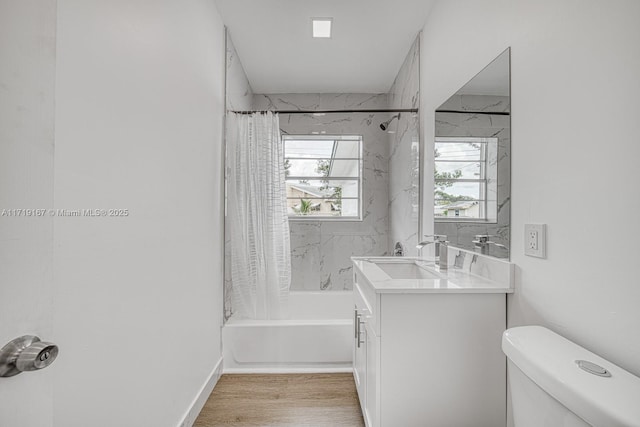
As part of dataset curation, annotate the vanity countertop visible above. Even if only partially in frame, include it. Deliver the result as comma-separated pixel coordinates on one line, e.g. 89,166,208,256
351,256,514,294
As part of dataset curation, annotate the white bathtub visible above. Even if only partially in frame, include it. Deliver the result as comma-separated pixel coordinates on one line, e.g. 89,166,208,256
222,291,354,373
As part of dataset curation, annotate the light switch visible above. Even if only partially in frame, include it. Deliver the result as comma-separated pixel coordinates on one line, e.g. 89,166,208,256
524,224,546,258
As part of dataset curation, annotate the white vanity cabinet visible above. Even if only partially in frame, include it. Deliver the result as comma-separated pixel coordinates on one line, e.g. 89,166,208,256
353,278,379,426
352,257,511,427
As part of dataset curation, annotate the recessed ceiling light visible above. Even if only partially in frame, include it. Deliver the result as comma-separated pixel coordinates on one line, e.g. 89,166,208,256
312,18,332,38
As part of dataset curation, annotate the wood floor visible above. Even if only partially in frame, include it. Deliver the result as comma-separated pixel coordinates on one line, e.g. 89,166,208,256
194,373,365,427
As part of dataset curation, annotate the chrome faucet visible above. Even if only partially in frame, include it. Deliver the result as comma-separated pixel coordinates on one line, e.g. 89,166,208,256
416,235,449,271
472,234,507,255
393,242,405,256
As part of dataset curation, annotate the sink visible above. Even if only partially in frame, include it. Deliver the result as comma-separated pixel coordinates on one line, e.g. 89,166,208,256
374,261,441,280
352,253,514,293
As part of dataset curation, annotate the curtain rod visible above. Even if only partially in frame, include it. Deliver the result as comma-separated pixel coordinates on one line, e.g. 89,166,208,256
229,108,419,115
436,109,510,116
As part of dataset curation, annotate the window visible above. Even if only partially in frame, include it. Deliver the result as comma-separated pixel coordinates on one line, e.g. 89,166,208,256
434,137,498,222
283,135,363,220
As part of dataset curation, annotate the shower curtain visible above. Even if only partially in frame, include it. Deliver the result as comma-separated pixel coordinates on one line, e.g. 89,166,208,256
227,112,291,319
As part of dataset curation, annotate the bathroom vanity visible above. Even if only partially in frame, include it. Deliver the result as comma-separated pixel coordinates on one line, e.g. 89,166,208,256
352,251,513,427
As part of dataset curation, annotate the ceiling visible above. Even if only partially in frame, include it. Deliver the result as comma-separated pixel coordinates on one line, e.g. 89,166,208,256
214,0,435,94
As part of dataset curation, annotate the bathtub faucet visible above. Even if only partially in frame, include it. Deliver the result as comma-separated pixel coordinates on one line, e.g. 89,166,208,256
416,235,449,271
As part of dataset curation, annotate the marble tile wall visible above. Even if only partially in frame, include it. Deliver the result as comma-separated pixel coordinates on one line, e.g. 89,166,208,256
435,95,511,258
224,32,253,319
225,33,253,111
252,93,388,111
387,36,420,110
445,246,514,288
255,93,391,291
387,36,421,257
438,94,510,114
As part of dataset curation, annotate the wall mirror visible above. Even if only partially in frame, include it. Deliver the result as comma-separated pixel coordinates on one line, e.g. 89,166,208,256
434,48,510,259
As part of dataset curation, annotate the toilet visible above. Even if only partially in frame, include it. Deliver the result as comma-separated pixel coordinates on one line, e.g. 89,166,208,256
502,326,640,427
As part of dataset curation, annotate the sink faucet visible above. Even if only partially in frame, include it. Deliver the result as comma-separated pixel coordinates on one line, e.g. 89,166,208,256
416,235,449,271
393,242,404,256
472,234,507,255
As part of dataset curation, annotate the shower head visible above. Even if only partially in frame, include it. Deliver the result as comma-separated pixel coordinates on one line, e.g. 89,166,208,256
380,114,400,131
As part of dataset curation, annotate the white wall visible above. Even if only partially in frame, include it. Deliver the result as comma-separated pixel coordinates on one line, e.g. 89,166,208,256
53,1,226,426
0,1,57,426
421,0,640,379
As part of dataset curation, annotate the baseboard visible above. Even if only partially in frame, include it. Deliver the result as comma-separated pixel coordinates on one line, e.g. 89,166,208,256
178,357,223,427
223,366,353,374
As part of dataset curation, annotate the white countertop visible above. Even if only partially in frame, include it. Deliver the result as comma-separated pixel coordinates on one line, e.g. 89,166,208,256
352,256,514,294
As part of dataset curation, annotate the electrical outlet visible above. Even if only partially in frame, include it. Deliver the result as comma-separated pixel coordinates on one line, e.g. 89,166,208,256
524,224,546,258
528,230,538,250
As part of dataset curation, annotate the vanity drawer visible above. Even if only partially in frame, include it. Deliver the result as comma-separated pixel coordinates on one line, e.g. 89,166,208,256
354,281,378,336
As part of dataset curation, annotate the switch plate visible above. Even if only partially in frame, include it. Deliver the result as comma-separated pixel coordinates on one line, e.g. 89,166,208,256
524,224,546,258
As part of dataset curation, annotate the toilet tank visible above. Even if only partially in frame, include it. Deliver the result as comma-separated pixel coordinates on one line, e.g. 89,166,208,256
502,326,640,427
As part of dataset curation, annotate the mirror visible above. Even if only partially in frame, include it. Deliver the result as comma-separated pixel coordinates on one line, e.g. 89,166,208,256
434,48,510,259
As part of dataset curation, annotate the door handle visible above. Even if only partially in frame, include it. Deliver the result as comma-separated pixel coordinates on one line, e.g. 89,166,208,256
0,335,59,378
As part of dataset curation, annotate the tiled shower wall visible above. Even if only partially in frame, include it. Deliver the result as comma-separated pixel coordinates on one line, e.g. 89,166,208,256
224,33,253,318
254,94,391,291
388,36,421,257
225,34,252,111
435,94,511,258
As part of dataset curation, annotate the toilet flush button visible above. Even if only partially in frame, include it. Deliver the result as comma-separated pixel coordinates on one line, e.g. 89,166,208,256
576,360,611,377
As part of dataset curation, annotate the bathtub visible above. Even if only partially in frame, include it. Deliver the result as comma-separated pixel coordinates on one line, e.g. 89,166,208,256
222,291,354,373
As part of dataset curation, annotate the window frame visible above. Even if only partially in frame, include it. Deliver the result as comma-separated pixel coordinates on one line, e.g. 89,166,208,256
434,136,498,223
283,134,364,222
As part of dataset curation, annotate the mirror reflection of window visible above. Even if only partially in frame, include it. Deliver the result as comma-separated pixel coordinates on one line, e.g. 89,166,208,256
434,137,498,222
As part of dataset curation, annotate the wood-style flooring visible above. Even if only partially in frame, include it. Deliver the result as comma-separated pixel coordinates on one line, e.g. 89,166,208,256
194,373,365,427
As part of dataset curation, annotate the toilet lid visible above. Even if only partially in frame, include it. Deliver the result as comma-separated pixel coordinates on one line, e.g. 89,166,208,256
502,326,640,427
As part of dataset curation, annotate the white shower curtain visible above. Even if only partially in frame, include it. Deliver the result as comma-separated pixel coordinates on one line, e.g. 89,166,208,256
227,112,291,319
